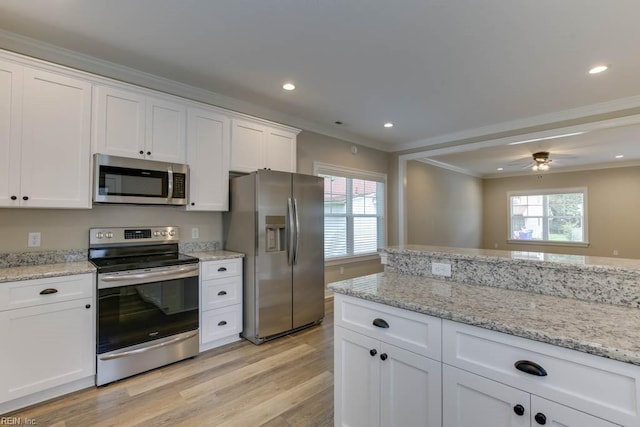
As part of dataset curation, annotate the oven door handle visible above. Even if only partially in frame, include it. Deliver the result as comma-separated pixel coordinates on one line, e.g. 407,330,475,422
99,331,198,361
99,264,199,286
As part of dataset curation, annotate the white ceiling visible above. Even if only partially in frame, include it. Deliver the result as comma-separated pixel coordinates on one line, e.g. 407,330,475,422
1,0,640,174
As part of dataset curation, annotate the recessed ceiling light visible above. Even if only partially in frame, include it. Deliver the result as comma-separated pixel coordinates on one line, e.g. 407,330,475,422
588,65,609,75
615,154,624,159
384,122,394,128
497,167,504,171
282,82,296,91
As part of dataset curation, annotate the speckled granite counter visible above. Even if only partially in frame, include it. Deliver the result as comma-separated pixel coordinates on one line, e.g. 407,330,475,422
0,261,96,283
188,250,244,261
329,272,640,366
381,245,640,308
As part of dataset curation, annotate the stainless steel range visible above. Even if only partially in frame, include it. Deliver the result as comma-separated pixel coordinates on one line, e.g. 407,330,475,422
89,226,199,386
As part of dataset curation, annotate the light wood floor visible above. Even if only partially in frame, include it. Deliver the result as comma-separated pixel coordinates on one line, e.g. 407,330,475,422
7,299,335,427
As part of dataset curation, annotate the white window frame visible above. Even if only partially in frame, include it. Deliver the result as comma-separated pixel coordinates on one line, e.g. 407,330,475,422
313,161,387,263
506,187,589,247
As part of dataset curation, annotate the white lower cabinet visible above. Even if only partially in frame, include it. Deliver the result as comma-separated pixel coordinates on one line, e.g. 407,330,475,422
199,258,243,352
443,364,618,427
334,295,639,427
0,273,95,413
333,294,442,427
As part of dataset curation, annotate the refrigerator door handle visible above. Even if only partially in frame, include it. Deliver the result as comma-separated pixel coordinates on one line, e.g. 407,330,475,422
287,197,295,265
293,198,301,265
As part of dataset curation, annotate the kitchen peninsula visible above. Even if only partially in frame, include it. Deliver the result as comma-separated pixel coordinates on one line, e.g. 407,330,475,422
330,245,640,427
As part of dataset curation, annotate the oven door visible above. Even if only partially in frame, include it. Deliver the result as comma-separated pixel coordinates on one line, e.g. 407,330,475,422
97,264,199,355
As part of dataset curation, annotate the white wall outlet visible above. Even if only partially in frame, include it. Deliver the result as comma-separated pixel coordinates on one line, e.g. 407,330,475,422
432,262,452,277
191,227,199,239
28,232,41,247
339,266,345,275
613,249,619,256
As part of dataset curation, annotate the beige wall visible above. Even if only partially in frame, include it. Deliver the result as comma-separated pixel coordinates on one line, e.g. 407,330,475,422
0,205,222,252
482,166,640,258
405,160,483,248
297,130,390,284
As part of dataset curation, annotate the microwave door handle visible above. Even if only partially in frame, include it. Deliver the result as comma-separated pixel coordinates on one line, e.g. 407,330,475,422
167,168,174,200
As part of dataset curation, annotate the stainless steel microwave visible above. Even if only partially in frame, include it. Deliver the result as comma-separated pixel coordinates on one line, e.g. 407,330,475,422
93,154,189,206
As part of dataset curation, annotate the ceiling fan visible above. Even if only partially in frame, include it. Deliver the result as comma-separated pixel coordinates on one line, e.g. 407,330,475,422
507,150,576,171
531,151,551,171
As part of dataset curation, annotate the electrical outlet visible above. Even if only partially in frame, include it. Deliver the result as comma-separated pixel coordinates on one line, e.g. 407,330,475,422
339,266,345,275
432,262,452,277
613,249,619,256
28,232,41,247
191,228,199,239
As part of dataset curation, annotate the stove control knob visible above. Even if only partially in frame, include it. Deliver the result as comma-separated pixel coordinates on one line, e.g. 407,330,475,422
169,230,176,237
96,232,104,239
161,231,168,236
153,231,161,237
105,232,113,239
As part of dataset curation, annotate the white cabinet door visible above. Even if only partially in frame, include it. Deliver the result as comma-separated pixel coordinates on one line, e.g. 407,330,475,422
0,298,94,402
19,68,91,208
0,60,22,207
230,119,266,173
531,396,620,427
335,326,381,427
186,107,230,211
93,85,146,159
380,342,442,427
146,96,186,163
443,364,530,427
265,128,296,173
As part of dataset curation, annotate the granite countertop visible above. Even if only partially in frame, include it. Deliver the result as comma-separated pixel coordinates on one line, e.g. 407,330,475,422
188,250,244,261
0,261,96,283
329,272,640,366
382,244,640,272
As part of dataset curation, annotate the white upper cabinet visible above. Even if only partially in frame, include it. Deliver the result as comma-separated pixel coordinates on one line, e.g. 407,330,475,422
186,106,230,211
0,60,22,208
93,85,186,163
230,118,298,173
0,60,92,208
266,128,297,173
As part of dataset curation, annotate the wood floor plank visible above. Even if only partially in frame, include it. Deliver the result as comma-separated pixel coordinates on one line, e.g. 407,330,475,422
5,299,335,427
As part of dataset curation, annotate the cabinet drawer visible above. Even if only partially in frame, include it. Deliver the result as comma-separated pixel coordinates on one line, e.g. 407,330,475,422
335,294,441,360
202,276,242,310
442,320,640,426
0,274,94,311
201,304,242,344
200,258,241,280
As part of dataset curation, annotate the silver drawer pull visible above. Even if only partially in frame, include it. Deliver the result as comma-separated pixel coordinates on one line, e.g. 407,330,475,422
40,288,58,295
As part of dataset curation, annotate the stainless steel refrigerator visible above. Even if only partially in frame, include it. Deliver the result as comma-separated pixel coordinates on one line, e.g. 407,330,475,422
225,169,324,344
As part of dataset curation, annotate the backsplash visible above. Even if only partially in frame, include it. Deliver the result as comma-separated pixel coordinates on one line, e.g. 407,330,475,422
1,241,220,268
0,250,87,268
382,245,640,309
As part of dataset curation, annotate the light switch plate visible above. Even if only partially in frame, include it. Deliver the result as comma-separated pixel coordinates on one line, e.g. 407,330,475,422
28,232,41,247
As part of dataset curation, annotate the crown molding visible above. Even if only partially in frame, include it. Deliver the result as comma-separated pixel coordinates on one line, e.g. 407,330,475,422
414,158,481,178
394,95,640,153
0,29,388,152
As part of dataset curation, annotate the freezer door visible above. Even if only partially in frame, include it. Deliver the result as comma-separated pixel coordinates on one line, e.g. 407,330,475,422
255,170,293,338
291,173,325,328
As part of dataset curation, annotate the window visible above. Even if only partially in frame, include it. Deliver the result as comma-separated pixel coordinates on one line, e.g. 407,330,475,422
314,162,386,259
508,188,587,245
